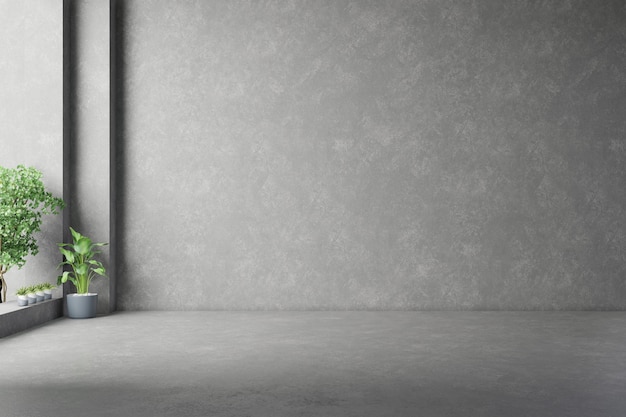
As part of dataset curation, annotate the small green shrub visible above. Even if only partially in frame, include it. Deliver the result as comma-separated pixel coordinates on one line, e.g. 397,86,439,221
15,286,29,297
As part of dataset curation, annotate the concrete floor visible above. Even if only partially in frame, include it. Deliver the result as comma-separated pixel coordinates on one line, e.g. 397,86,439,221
1,311,625,417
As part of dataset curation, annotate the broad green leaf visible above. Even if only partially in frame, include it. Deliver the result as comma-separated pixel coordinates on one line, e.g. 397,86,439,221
75,263,88,276
69,227,82,242
60,248,75,263
58,271,70,284
74,237,92,255
93,267,106,276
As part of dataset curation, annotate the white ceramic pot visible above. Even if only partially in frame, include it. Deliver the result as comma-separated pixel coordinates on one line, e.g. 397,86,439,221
17,295,29,307
35,291,45,302
44,289,53,300
27,293,37,305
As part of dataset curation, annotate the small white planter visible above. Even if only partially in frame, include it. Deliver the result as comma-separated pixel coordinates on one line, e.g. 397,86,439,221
35,291,45,302
17,295,29,307
44,289,53,300
27,293,37,305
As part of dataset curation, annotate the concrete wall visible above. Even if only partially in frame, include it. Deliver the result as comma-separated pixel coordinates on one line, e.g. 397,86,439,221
0,0,64,302
9,1,624,311
116,0,626,310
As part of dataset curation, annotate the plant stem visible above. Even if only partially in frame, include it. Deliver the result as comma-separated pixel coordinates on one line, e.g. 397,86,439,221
0,271,6,303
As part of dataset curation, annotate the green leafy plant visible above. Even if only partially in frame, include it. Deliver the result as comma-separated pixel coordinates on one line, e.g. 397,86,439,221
15,286,29,297
0,165,65,302
40,282,56,291
57,227,107,294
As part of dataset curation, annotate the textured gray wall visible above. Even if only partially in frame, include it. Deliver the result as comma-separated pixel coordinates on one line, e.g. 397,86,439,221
118,0,626,310
0,0,64,301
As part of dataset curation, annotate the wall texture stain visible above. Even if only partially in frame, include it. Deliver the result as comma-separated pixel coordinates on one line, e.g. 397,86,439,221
117,0,626,310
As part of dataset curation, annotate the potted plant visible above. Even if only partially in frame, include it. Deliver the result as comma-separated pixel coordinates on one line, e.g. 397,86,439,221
26,285,37,305
41,282,56,300
0,165,65,303
15,286,29,307
34,283,45,302
57,227,107,319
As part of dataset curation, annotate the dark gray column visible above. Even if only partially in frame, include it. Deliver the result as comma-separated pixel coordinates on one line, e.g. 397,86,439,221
68,0,115,315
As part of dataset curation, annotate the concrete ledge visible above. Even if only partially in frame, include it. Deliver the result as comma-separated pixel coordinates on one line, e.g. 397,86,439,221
0,298,63,338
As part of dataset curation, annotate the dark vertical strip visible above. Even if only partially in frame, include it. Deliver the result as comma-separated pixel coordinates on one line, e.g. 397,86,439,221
63,0,70,244
109,0,117,312
113,0,126,311
62,0,72,309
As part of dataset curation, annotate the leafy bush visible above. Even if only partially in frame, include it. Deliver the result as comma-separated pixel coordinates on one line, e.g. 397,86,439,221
0,165,64,302
58,228,107,294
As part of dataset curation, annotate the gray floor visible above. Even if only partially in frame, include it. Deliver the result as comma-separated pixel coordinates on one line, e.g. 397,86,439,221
1,311,626,417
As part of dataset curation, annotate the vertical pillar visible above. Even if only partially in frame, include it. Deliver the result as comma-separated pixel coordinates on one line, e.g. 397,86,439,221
68,0,115,314
63,0,71,287
109,0,117,312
